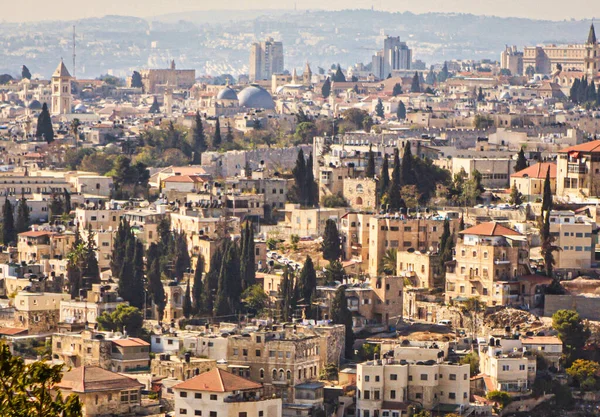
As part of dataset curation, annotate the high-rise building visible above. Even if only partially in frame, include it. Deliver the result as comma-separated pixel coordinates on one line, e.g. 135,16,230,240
372,36,411,80
249,38,284,82
500,45,524,75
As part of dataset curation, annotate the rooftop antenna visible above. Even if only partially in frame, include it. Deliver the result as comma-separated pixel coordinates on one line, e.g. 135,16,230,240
72,25,76,79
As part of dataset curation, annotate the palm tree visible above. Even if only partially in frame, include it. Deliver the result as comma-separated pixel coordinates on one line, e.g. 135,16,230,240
71,118,81,148
378,249,397,275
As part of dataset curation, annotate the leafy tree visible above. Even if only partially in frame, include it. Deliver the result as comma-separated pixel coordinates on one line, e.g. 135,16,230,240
566,359,600,390
0,343,82,416
131,71,143,88
358,343,381,361
379,248,398,275
183,280,192,319
21,65,32,80
509,184,523,205
15,193,29,234
378,154,390,202
375,98,384,118
97,304,144,337
514,148,528,172
36,103,54,143
192,112,207,164
333,64,346,82
325,260,345,284
396,101,406,120
410,72,421,93
542,167,553,212
460,352,480,376
541,210,559,277
294,122,317,144
322,219,341,261
341,108,369,130
486,391,512,410
192,254,204,314
330,285,354,358
322,77,331,98
149,96,160,113
392,83,403,96
242,284,269,314
2,196,15,245
553,309,590,366
322,193,348,208
365,144,376,178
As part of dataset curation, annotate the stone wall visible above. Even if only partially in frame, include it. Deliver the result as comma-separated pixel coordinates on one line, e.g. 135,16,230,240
343,178,377,210
544,294,600,321
313,324,345,364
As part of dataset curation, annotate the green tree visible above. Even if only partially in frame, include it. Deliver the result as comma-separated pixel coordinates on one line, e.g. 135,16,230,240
111,218,131,278
322,193,348,208
514,148,528,172
460,352,480,376
202,241,226,314
240,220,256,290
36,103,54,143
333,65,346,82
214,241,241,317
183,280,192,318
542,166,553,212
298,255,317,305
131,70,143,88
225,121,234,143
477,87,485,101
410,72,420,93
21,65,32,80
400,142,416,186
305,152,318,207
375,98,384,118
97,304,144,337
192,112,207,164
566,359,599,390
279,266,295,321
0,343,83,416
392,83,403,96
387,148,405,211
15,193,30,234
358,343,381,361
2,196,15,245
509,184,523,205
396,101,406,120
486,390,512,410
330,285,354,358
365,144,375,178
322,77,331,98
192,254,204,314
325,260,345,284
212,118,222,149
322,219,341,261
82,225,100,284
439,62,450,82
242,284,269,314
147,243,166,321
553,309,590,366
295,122,317,144
378,248,398,275
173,231,191,281
378,154,390,202
63,188,72,213
149,96,160,113
541,210,559,277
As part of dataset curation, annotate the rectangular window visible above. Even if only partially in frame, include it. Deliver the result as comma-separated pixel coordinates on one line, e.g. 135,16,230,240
256,350,261,357
195,393,202,399
195,411,202,416
390,374,397,381
449,374,456,381
239,413,247,417
415,393,422,399
210,413,217,417
210,394,217,401
180,409,188,415
364,391,370,400
519,365,525,370
180,392,188,398
449,393,456,400
420,374,428,381
269,350,275,357
364,376,370,382
390,390,396,399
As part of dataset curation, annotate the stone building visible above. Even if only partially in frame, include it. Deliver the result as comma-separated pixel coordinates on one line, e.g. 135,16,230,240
136,61,196,94
556,139,600,199
343,178,377,210
14,291,70,333
51,60,72,115
151,354,216,381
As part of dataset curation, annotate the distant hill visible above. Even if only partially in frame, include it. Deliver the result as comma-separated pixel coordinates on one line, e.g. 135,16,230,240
0,9,593,78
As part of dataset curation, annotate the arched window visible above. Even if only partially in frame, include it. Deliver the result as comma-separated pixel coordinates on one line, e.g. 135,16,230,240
356,184,364,193
260,369,265,379
287,370,291,380
356,197,363,205
279,369,284,380
272,369,277,380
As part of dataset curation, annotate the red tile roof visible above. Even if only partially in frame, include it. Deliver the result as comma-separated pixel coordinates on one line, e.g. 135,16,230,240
558,140,600,153
460,222,521,237
55,366,143,393
0,327,27,336
173,368,262,392
511,162,556,179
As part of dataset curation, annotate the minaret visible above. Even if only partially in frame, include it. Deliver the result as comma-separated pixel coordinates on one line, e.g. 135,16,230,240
585,23,599,77
164,82,173,116
51,60,73,115
303,62,312,86
292,68,298,84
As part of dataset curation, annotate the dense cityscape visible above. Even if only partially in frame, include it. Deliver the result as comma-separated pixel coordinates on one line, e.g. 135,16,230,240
1,6,600,417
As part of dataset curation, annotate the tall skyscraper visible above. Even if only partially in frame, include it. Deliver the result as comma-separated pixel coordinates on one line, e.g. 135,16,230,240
372,36,412,80
249,37,284,82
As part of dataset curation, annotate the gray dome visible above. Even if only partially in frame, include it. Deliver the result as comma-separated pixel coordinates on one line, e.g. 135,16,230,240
217,86,238,101
238,85,275,109
28,100,42,110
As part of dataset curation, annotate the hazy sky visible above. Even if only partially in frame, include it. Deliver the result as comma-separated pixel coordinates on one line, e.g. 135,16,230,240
8,0,600,22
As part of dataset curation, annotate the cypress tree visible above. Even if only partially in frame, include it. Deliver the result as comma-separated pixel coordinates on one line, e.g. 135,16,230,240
322,77,331,98
477,87,485,102
213,118,222,149
298,255,317,305
21,65,32,80
305,152,318,207
214,241,239,317
128,239,146,309
111,218,131,278
147,243,166,321
365,144,375,178
322,219,342,262
149,96,160,113
570,78,580,102
82,225,100,285
410,72,420,93
225,242,242,311
225,121,234,143
375,98,384,118
192,254,205,314
183,280,192,318
192,112,207,164
63,188,72,213
588,80,597,103
2,196,15,246
542,167,553,213
131,71,143,88
514,148,528,172
392,83,403,96
400,142,416,186
378,154,390,202
117,238,135,303
396,101,406,120
35,103,54,143
330,285,354,359
391,148,401,187
240,221,256,290
439,219,451,253
173,231,191,281
203,241,225,315
387,162,405,212
292,149,307,205
280,266,296,321
333,65,346,82
15,193,30,234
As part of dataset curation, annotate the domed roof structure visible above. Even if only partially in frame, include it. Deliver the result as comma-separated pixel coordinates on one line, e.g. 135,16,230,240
216,86,238,101
238,85,275,109
28,100,42,110
74,103,87,113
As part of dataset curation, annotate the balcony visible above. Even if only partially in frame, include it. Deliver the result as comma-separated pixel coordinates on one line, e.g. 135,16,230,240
567,163,587,175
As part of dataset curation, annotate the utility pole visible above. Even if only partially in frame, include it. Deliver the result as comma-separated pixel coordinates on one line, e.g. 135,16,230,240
72,25,76,79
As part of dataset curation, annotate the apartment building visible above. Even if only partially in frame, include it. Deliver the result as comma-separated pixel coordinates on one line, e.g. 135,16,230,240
520,335,562,370
14,291,71,333
357,359,470,417
445,222,531,306
59,284,124,325
372,36,412,80
173,368,282,417
549,210,595,269
397,250,443,289
282,204,347,238
151,331,228,360
249,38,284,82
477,337,536,394
451,157,513,189
556,140,600,199
510,162,556,201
